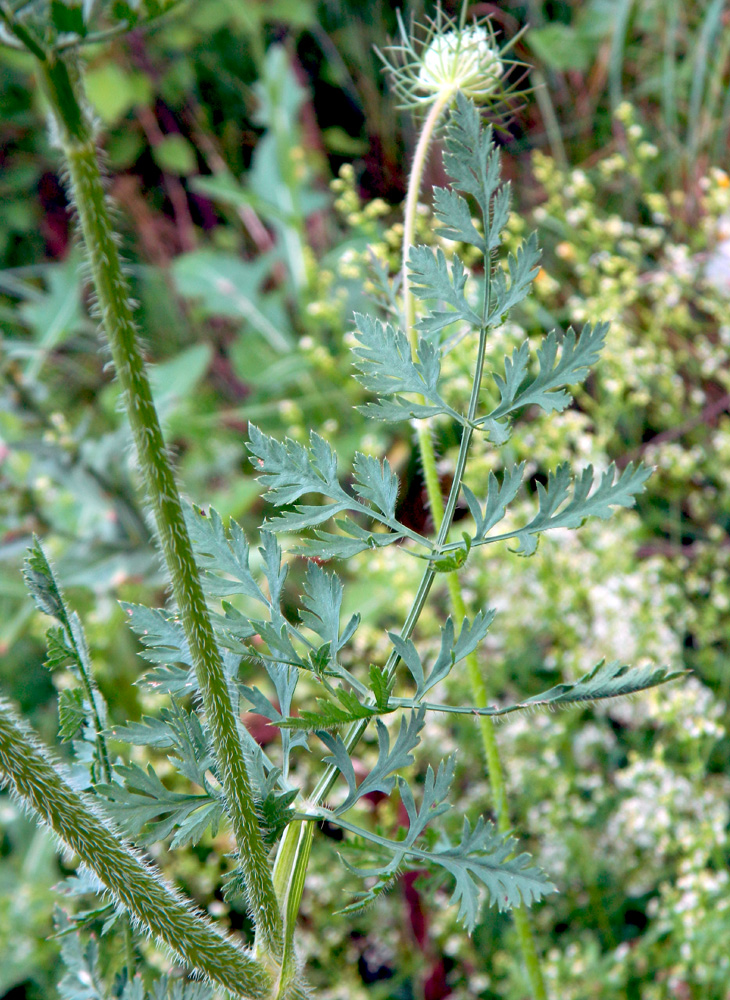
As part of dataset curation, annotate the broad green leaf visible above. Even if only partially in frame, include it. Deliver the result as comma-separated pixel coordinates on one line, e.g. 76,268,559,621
152,134,198,177
19,256,83,381
50,0,87,35
530,23,593,72
147,344,212,416
171,251,291,350
84,64,152,126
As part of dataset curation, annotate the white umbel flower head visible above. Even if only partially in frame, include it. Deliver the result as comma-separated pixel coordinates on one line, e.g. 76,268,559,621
377,6,526,120
416,25,503,101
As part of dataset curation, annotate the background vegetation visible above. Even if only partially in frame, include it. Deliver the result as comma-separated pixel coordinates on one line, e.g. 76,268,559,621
1,1,729,997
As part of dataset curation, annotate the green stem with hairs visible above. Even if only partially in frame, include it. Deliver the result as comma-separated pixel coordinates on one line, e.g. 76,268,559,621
0,699,271,1000
401,92,549,1000
34,49,282,961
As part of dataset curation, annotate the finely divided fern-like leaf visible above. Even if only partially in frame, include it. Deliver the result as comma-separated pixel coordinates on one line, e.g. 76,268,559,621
238,661,309,765
510,462,652,555
485,232,541,327
96,762,223,848
259,531,288,611
300,562,360,661
396,660,684,719
24,539,109,778
249,425,411,537
58,929,105,1000
389,611,495,700
370,664,395,711
295,521,408,560
100,699,226,848
23,537,66,619
319,710,425,814
279,690,379,732
408,246,482,335
335,757,457,916
58,689,86,741
462,464,525,540
432,186,486,252
433,818,555,928
441,93,502,233
185,505,267,602
248,423,344,507
352,452,399,520
484,323,609,428
351,312,455,422
121,604,193,666
516,659,687,712
329,756,554,930
108,714,181,749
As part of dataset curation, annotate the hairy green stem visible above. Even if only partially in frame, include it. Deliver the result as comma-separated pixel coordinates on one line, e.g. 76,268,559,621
401,93,549,1000
34,50,282,958
0,700,271,1000
403,93,453,527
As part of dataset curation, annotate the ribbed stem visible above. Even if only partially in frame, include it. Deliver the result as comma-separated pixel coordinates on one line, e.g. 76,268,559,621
0,699,272,1000
35,51,282,959
267,820,314,998
401,93,548,1000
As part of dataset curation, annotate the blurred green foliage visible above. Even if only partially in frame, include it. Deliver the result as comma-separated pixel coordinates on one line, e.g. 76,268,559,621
1,0,730,997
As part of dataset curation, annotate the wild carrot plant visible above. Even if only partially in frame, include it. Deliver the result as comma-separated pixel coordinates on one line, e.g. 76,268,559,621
0,3,684,998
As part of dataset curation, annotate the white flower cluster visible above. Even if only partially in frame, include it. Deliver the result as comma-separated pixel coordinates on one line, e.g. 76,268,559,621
416,26,503,102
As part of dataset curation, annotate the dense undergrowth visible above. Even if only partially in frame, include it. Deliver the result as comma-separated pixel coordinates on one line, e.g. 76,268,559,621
1,2,729,999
